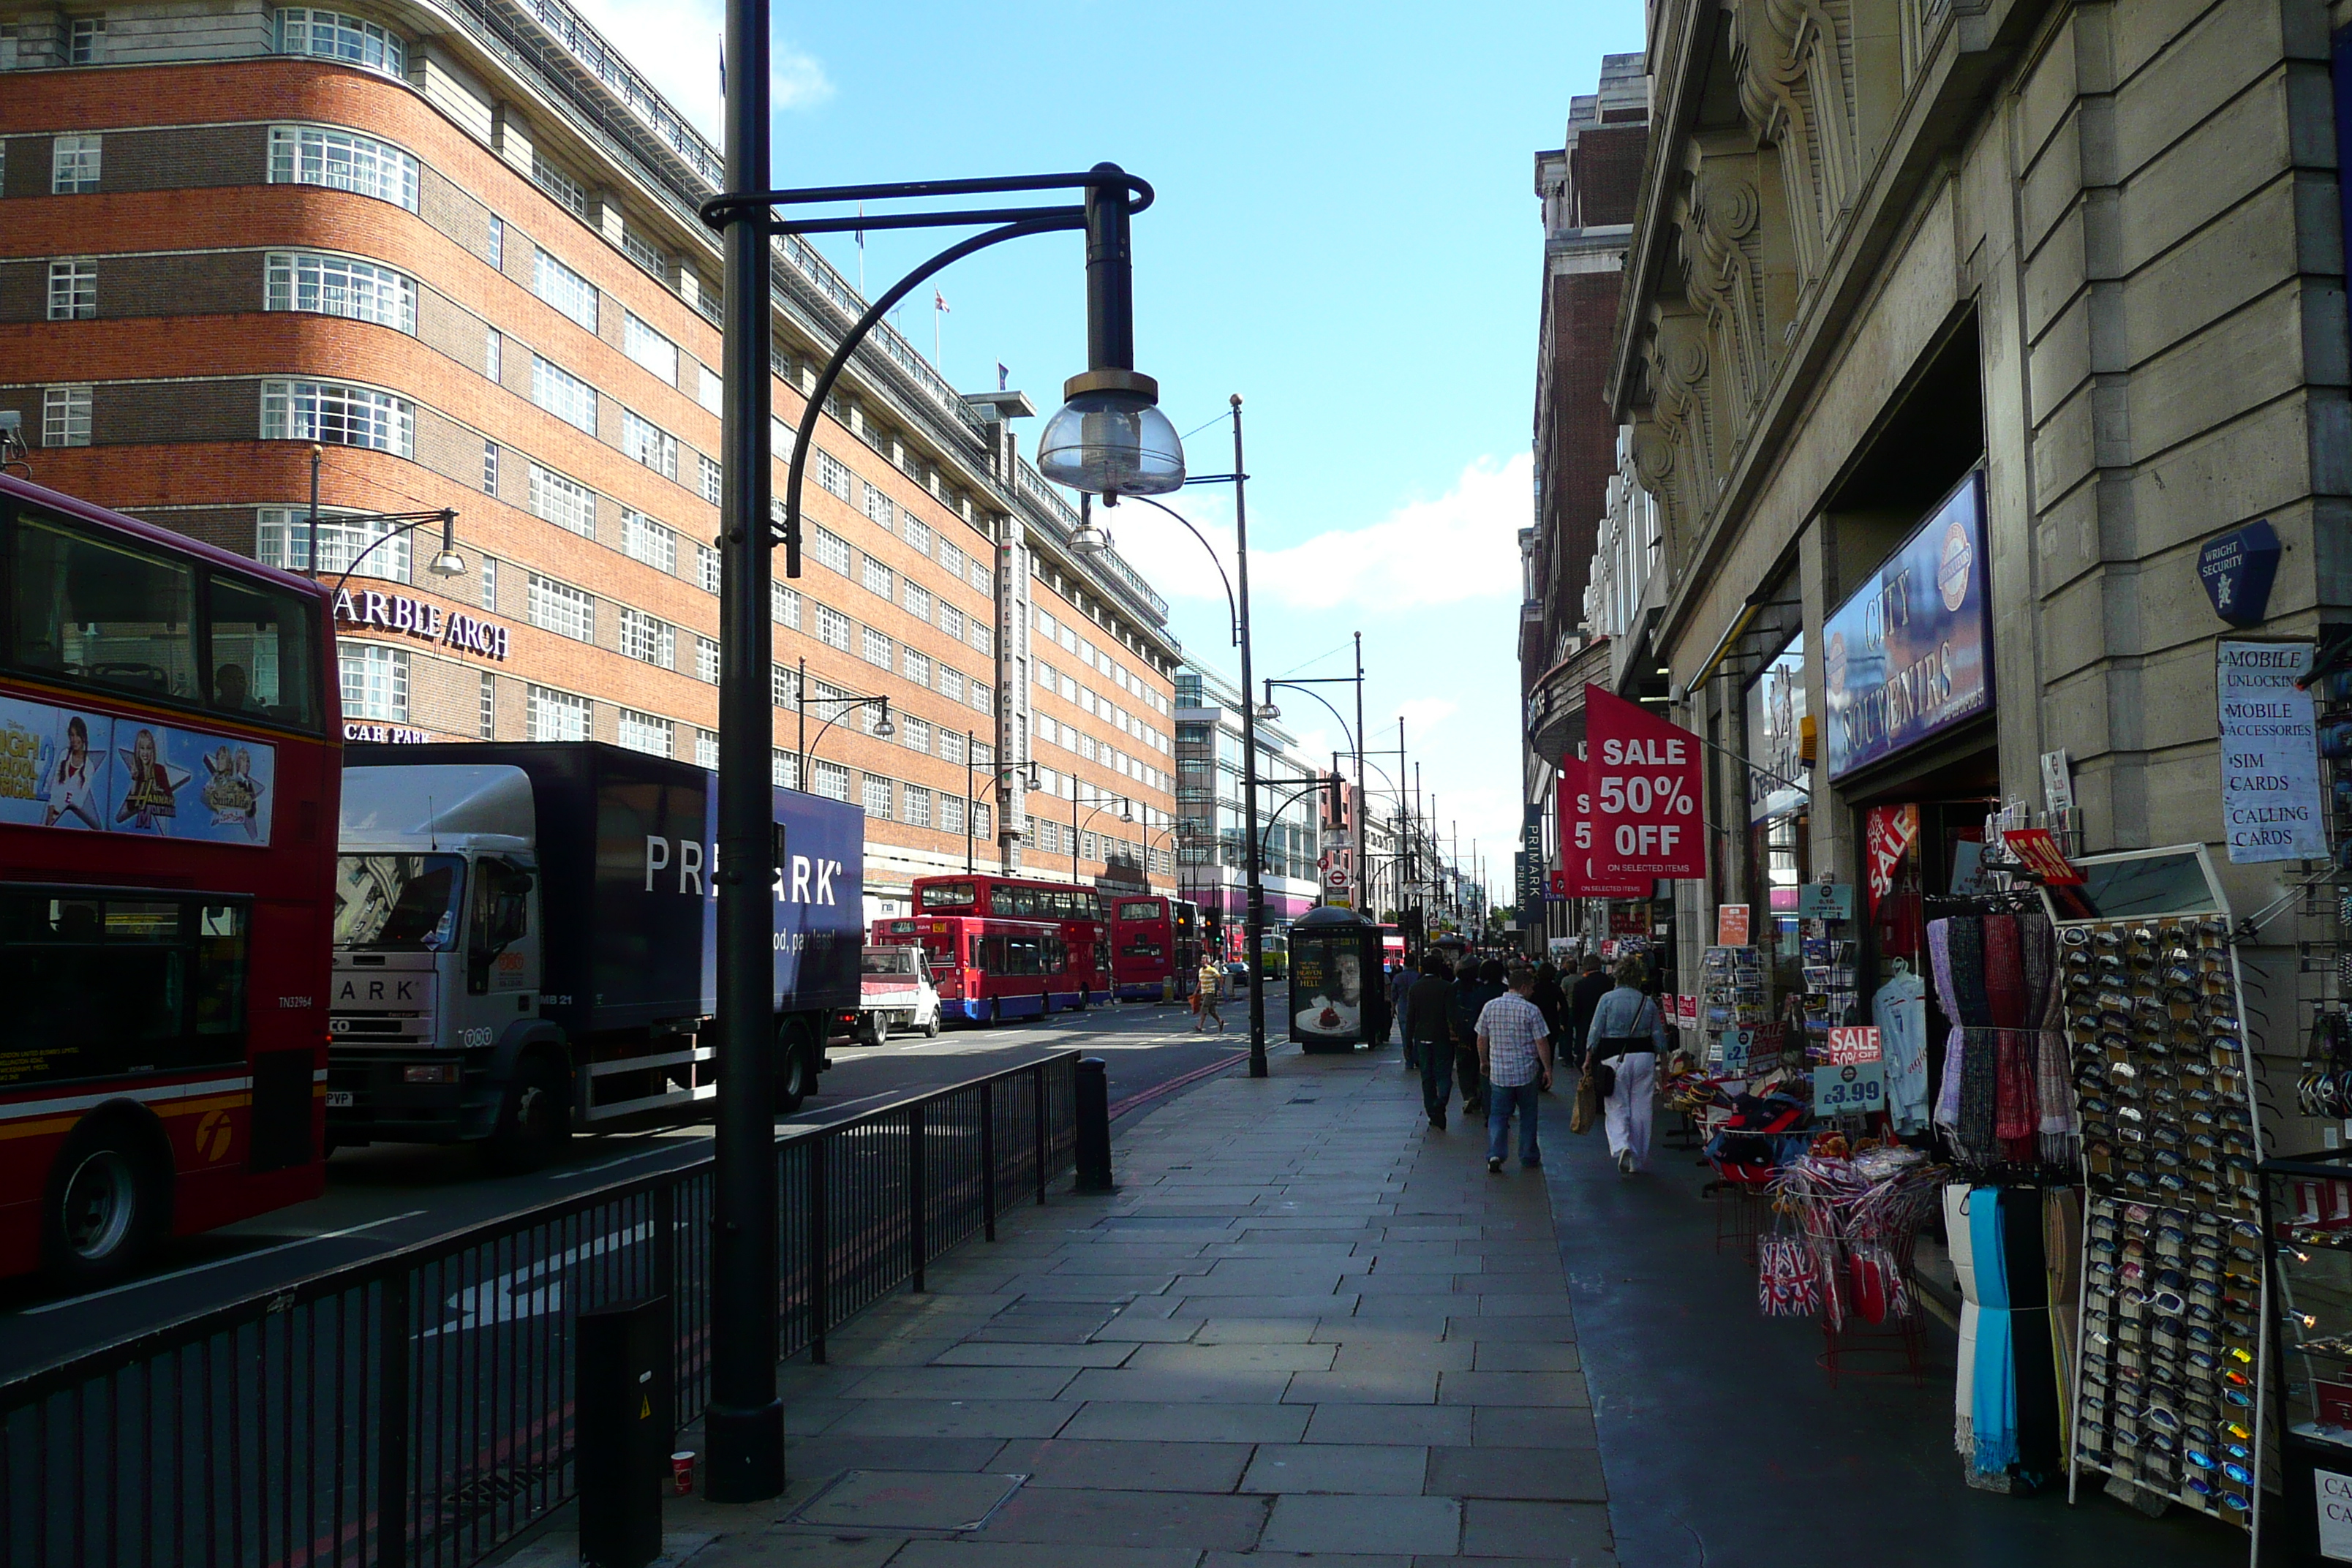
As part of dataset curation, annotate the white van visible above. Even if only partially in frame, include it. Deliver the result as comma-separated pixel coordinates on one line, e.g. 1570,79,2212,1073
857,944,943,1043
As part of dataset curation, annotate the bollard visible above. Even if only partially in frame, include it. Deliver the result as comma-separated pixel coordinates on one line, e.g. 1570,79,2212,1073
1074,1057,1115,1193
578,1297,668,1568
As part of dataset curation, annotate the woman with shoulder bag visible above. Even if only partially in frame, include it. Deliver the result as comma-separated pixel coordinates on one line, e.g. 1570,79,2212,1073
1583,957,1669,1175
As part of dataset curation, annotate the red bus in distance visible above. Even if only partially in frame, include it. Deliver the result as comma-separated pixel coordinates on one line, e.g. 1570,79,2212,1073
908,874,1108,1011
0,472,339,1284
1110,894,1200,1002
871,914,1067,1025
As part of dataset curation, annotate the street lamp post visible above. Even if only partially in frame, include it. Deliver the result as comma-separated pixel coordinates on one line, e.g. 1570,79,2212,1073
794,656,894,785
965,735,1041,874
698,72,1179,1495
1070,788,1131,883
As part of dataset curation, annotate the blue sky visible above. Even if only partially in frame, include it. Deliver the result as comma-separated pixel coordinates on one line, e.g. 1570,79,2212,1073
572,0,1648,901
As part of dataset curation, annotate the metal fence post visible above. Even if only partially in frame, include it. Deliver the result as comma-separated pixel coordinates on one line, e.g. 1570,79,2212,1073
979,1078,998,1243
1074,1058,1115,1194
909,1101,927,1293
377,1272,411,1568
808,1133,829,1365
652,1184,676,1439
1033,1063,1049,1206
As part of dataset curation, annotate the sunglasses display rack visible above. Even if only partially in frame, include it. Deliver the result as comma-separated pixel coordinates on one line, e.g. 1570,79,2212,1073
2060,913,2269,1548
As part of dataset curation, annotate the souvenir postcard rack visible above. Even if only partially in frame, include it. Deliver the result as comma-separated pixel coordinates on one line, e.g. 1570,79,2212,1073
2054,845,2269,1561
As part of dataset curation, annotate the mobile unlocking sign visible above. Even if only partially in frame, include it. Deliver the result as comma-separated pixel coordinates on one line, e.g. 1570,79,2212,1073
1584,685,1704,879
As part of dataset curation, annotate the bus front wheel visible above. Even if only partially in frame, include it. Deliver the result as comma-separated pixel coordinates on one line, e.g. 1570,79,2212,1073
42,1119,163,1286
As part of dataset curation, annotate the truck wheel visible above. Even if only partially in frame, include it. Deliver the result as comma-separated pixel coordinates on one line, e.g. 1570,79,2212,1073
775,1020,816,1113
923,1009,941,1039
485,1054,571,1174
859,1012,886,1048
42,1118,163,1286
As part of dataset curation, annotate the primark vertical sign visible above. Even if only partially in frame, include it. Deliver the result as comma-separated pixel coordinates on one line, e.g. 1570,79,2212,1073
2217,639,2324,863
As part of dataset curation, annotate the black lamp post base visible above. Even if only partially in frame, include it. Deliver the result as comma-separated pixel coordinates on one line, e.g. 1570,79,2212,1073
701,1400,785,1503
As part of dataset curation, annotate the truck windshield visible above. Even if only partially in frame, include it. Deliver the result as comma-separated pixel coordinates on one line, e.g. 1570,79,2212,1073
861,947,920,976
334,854,465,951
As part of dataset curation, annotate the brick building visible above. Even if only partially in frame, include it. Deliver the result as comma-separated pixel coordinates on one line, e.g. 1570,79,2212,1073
0,0,1181,919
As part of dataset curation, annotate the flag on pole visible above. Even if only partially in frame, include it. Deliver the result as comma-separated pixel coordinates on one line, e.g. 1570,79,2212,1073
997,363,1009,391
717,34,725,92
933,289,950,314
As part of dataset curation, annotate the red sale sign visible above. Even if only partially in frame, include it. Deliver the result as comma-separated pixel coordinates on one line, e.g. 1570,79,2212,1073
1585,685,1705,879
1556,755,1647,897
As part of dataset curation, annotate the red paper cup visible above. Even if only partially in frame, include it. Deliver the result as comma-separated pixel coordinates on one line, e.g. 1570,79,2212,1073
671,1452,696,1496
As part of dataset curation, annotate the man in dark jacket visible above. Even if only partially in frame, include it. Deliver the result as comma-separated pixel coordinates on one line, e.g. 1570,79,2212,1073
1451,958,1507,1117
1567,955,1613,1072
1403,960,1457,1128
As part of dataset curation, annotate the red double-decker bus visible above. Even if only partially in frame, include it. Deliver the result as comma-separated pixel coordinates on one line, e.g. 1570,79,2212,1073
872,914,1068,1024
1109,894,1200,1002
0,472,339,1284
908,874,1108,1011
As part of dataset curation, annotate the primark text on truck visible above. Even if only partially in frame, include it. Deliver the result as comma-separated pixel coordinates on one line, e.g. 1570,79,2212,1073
327,742,863,1168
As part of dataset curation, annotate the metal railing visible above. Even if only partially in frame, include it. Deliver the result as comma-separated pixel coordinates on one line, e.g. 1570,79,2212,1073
0,1052,1080,1568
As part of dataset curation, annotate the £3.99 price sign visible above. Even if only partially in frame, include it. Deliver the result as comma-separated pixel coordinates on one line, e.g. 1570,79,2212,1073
1584,685,1705,880
1813,1061,1887,1117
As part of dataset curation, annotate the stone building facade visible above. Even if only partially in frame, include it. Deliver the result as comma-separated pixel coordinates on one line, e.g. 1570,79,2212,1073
0,0,1181,918
1592,0,2348,1088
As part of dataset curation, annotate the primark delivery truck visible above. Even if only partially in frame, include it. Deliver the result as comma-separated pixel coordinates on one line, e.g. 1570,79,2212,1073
326,742,863,1167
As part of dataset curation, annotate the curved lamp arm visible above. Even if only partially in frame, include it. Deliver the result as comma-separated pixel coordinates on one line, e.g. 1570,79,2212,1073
328,509,460,595
1263,679,1357,757
804,695,889,769
1104,492,1240,647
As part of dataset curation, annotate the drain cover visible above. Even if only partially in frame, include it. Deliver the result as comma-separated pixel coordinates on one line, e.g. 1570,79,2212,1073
788,1470,1028,1533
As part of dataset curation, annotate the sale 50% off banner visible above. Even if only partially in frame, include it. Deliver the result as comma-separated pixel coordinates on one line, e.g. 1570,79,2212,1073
1580,685,1705,880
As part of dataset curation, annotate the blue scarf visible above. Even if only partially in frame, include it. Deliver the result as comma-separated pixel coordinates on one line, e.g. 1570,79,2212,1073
1970,1188,2019,1474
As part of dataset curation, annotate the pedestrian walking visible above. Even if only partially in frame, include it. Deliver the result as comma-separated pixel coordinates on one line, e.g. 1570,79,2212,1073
1389,953,1420,1067
1450,957,1504,1117
1566,955,1611,1073
1194,955,1226,1033
1585,957,1668,1174
1404,956,1457,1127
1530,962,1567,1072
1477,963,1554,1172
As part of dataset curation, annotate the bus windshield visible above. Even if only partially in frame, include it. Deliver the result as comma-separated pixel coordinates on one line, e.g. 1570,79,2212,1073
334,854,465,951
1117,900,1162,922
919,881,975,911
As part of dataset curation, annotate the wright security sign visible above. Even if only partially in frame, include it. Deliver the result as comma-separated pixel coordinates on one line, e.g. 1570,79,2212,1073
1585,685,1704,880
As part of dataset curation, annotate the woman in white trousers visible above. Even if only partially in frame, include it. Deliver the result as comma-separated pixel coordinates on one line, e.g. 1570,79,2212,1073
1584,959,1667,1175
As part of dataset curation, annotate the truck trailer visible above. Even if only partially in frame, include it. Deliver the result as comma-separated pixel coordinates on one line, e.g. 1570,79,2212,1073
328,742,863,1167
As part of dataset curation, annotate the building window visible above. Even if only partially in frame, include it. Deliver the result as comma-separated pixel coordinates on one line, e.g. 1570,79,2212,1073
698,366,722,415
903,516,933,557
527,574,594,643
479,671,495,738
624,312,677,382
810,525,851,576
481,555,498,611
257,507,409,581
968,620,992,656
861,774,892,820
697,540,720,592
622,409,677,478
814,603,850,652
902,648,931,690
339,640,407,720
902,787,932,829
261,380,413,456
486,216,505,271
814,449,851,500
268,125,418,212
902,581,932,623
972,682,994,716
485,329,502,381
698,453,722,506
860,557,892,600
940,794,965,834
940,728,965,765
770,663,794,708
771,748,799,789
970,559,991,593
527,685,590,741
617,709,673,757
860,627,892,670
810,758,849,802
528,463,595,538
532,151,587,217
622,510,676,572
45,261,95,321
694,636,719,684
863,486,894,529
617,606,674,668
939,539,965,578
52,134,102,193
771,581,799,628
623,227,668,279
265,251,416,332
531,355,597,433
274,8,403,75
696,728,719,769
938,666,964,703
938,603,964,641
972,802,990,838
971,739,993,768
69,16,104,64
898,716,931,755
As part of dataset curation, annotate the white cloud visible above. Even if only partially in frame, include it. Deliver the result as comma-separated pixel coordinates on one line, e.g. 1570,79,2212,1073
1395,696,1458,739
561,0,831,140
1253,453,1531,613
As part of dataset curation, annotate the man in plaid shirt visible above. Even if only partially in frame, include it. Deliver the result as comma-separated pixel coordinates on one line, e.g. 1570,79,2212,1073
1476,964,1554,1172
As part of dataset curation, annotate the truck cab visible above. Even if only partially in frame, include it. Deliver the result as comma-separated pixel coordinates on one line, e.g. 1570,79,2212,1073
856,943,943,1044
329,767,554,1157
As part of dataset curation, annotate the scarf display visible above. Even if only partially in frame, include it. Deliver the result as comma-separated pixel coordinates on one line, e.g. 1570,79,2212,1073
1929,919,1965,1135
1982,913,2026,1029
1968,1188,2019,1476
